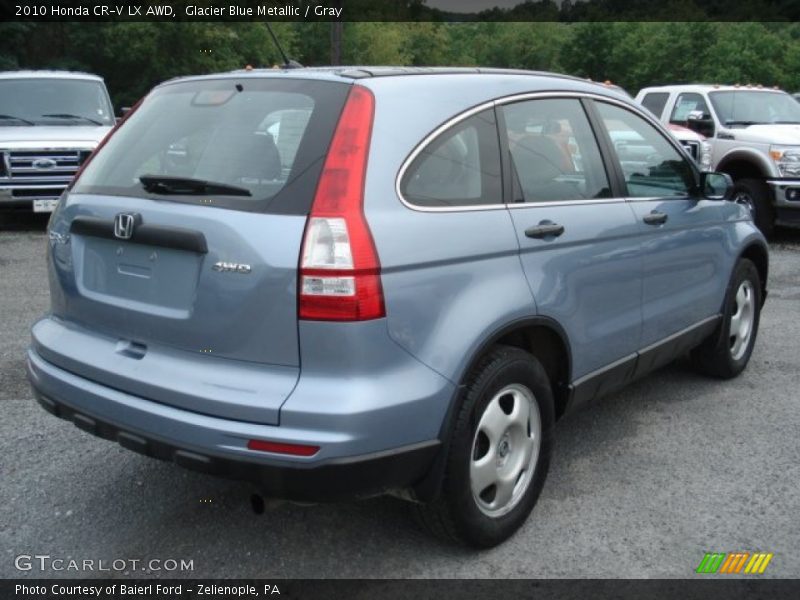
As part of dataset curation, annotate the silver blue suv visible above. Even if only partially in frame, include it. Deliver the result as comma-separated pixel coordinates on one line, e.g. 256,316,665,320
28,67,769,547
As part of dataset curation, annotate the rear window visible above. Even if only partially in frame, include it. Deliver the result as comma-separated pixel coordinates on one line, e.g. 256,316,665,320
640,92,670,119
72,78,351,214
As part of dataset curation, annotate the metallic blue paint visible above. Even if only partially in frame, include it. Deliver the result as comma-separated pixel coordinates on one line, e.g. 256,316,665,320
28,68,768,489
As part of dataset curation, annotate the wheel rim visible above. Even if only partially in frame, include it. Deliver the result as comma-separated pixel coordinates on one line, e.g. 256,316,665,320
729,280,755,361
733,190,756,220
470,383,541,518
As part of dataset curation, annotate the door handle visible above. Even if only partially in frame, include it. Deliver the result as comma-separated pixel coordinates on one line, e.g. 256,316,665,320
525,221,565,239
643,211,668,226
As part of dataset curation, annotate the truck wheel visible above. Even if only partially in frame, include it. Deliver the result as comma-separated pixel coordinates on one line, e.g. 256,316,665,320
732,178,774,237
416,345,554,548
690,259,761,379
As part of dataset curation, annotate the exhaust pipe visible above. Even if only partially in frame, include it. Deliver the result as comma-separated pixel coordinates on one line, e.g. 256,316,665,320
250,493,316,514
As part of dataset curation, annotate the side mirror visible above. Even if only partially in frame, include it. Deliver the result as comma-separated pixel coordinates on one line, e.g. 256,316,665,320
700,171,733,200
115,107,132,125
687,110,707,122
686,110,714,137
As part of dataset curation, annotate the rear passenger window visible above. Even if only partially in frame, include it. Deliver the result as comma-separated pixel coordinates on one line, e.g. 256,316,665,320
401,109,502,208
596,102,696,198
501,98,611,203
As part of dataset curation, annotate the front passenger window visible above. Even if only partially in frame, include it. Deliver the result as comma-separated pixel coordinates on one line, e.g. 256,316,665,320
670,92,715,138
596,102,696,198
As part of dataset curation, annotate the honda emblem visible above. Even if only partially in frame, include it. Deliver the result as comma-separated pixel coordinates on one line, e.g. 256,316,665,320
114,213,139,240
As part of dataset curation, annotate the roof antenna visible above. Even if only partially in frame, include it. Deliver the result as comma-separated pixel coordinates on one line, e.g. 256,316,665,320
265,23,303,69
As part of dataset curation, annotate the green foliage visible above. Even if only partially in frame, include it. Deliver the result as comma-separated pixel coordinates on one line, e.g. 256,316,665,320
0,22,299,107
560,22,618,80
403,23,451,66
702,23,785,87
3,21,800,110
342,23,412,65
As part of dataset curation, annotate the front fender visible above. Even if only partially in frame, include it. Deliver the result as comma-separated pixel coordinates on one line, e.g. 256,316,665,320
717,147,777,178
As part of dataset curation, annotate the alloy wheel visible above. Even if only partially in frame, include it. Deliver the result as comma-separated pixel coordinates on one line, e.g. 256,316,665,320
470,384,541,518
729,280,755,360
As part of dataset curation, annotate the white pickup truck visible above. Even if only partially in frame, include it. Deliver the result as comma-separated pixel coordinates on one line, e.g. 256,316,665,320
0,71,114,215
636,84,800,235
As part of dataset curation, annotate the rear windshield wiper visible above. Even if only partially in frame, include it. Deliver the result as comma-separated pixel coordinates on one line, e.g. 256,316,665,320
41,113,104,126
139,175,252,197
771,120,800,124
0,114,35,125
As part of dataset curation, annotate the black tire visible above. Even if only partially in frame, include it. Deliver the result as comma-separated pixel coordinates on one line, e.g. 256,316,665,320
416,345,555,548
732,178,774,237
690,259,761,379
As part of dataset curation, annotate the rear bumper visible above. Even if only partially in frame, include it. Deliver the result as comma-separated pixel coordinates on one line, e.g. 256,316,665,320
27,319,454,502
27,333,449,501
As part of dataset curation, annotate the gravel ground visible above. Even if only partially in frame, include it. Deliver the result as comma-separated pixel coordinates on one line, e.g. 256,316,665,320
1,216,799,579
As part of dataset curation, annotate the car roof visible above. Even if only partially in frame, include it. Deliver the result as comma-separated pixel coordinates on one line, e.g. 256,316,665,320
639,83,786,94
171,65,590,82
0,70,105,82
157,65,633,103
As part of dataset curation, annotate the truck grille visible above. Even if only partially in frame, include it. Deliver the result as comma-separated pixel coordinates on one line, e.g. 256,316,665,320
0,149,91,200
680,140,700,161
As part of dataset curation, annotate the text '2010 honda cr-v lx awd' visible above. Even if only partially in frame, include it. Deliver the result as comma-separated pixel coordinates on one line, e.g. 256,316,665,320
28,67,768,547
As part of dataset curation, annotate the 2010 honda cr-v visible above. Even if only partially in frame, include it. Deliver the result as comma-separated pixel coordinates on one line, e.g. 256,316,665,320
28,67,768,547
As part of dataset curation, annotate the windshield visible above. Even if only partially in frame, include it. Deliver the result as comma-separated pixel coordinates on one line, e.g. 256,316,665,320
709,90,800,127
0,78,114,126
72,77,351,214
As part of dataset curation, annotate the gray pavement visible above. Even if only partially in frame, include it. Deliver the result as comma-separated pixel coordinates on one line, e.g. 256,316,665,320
1,216,799,579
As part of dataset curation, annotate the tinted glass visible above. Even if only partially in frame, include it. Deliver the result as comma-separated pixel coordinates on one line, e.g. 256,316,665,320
641,92,670,119
502,98,611,203
401,108,502,207
73,78,350,214
597,102,696,198
0,78,113,126
709,90,800,126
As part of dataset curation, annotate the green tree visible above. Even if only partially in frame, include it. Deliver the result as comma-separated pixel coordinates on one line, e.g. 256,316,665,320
5,21,800,109
404,23,451,66
605,22,716,93
703,23,784,87
560,22,618,81
342,23,411,65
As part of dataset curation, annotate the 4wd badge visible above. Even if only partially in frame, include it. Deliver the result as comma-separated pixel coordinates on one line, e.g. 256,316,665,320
212,261,251,274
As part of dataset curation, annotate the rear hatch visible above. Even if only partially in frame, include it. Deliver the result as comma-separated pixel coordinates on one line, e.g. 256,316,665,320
43,75,351,424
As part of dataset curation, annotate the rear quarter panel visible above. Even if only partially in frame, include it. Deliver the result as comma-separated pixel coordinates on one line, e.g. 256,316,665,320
360,75,559,385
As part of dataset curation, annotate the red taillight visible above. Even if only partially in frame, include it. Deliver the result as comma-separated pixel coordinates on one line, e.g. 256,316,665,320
298,85,385,321
247,439,320,457
67,95,144,191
